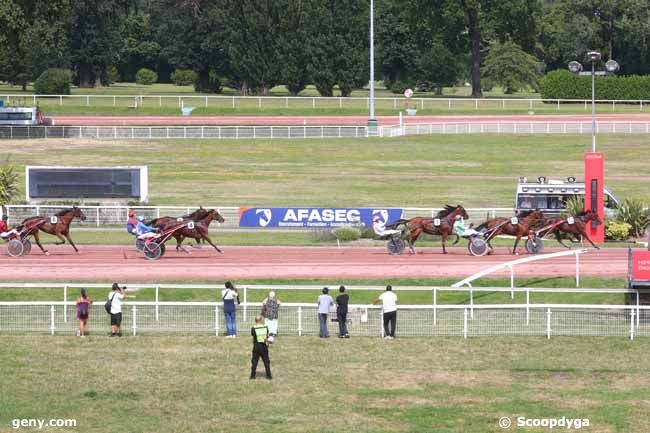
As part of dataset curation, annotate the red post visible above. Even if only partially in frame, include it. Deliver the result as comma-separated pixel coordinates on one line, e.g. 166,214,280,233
584,152,605,243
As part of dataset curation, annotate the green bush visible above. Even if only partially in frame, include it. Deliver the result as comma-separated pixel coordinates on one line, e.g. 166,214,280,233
540,70,650,100
0,156,18,206
562,196,584,217
605,220,631,241
332,227,361,242
310,228,337,242
33,69,72,95
616,198,650,237
389,80,416,95
171,69,198,87
107,66,120,85
194,70,222,93
135,68,157,86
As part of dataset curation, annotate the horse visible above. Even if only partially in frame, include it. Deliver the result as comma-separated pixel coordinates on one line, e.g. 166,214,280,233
147,207,209,229
387,204,469,254
531,210,602,250
21,206,87,254
160,209,225,253
475,210,545,255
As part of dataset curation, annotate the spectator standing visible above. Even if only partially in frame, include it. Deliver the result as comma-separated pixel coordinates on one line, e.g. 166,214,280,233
336,286,350,338
107,283,126,337
222,281,239,338
317,287,334,338
261,291,280,340
373,285,398,339
250,315,272,380
76,288,93,337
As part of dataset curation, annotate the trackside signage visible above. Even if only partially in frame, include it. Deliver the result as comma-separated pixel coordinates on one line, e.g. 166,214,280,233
631,251,650,281
238,207,403,228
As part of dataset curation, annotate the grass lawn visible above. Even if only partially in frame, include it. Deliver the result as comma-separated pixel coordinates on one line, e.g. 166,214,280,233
4,134,650,207
0,277,629,304
1,335,649,433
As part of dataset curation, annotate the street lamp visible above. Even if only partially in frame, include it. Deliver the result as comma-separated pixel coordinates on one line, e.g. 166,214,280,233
368,0,377,132
568,52,619,152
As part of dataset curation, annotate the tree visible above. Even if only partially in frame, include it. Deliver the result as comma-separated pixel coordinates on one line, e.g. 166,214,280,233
416,41,464,94
0,157,18,207
482,39,540,93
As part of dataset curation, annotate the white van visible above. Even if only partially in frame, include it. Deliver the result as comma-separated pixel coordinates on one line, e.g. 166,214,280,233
515,176,619,217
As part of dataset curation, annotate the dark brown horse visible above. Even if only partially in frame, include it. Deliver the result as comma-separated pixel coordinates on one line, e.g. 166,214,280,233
22,206,87,254
476,210,545,255
161,209,225,253
147,207,209,229
531,210,602,250
388,205,469,254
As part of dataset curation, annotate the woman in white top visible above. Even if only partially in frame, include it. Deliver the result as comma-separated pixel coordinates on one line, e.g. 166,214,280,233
373,285,398,339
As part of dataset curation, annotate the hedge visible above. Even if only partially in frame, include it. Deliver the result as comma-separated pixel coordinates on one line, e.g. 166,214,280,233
171,69,198,86
539,70,650,100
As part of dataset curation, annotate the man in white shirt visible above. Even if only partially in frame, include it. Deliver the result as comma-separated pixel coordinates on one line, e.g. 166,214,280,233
372,216,401,238
373,285,398,339
108,283,126,337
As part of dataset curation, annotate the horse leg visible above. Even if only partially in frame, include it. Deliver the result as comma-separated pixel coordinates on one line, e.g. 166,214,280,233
407,229,421,255
581,231,601,250
63,233,79,253
33,232,49,255
554,231,571,249
442,232,448,254
451,234,460,246
202,234,223,253
512,235,521,255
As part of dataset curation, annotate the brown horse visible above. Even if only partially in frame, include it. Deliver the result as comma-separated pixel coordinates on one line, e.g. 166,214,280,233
147,207,209,229
531,210,602,250
476,210,545,255
161,209,225,253
22,206,87,254
388,205,469,254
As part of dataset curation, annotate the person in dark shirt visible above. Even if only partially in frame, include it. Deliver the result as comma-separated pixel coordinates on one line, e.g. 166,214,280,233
336,285,350,338
250,315,272,380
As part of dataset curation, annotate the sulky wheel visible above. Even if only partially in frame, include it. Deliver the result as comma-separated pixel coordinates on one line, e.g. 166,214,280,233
143,242,163,260
135,238,146,252
7,239,25,257
387,238,405,255
526,236,544,254
159,243,166,257
468,237,488,256
21,239,32,256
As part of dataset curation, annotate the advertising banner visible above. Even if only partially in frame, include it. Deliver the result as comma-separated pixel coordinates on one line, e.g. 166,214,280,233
631,251,650,281
238,207,403,228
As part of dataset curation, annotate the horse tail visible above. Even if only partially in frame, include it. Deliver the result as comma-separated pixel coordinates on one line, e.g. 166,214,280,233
385,218,409,229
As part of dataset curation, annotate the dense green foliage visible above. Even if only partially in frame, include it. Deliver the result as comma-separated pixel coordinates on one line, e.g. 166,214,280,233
540,70,650,100
170,69,198,86
616,198,650,237
135,68,157,85
605,220,631,240
3,0,650,97
0,157,18,207
33,68,72,94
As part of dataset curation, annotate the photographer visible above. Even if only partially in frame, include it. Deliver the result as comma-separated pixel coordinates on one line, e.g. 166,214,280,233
222,281,240,338
107,283,126,337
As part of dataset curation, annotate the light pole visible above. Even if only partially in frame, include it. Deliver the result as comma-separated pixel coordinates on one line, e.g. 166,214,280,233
368,0,377,132
568,52,619,152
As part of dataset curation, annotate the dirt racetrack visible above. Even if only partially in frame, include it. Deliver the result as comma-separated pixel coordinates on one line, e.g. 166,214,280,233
0,245,628,282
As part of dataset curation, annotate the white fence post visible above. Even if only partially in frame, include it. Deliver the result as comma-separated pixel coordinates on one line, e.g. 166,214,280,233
63,285,68,323
298,306,302,336
630,310,635,341
469,288,474,319
637,292,640,328
380,307,385,338
508,265,515,299
463,308,468,339
50,305,56,335
526,288,530,326
215,304,219,336
575,252,580,287
132,305,137,336
155,285,159,321
433,287,437,326
243,287,247,321
546,308,551,339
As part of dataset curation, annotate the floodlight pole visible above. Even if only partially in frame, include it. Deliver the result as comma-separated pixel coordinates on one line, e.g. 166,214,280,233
368,0,377,130
591,60,596,152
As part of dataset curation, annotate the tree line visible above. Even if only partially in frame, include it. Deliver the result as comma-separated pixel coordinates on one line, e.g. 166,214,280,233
2,0,650,97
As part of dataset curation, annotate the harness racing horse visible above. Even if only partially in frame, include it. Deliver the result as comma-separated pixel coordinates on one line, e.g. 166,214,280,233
22,206,87,254
388,205,469,255
160,209,225,253
531,210,602,250
147,207,209,229
475,210,545,255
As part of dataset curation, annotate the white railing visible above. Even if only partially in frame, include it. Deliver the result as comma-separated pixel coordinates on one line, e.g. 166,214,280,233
0,125,368,140
0,282,645,331
0,300,646,339
3,94,650,112
380,121,650,137
0,205,515,228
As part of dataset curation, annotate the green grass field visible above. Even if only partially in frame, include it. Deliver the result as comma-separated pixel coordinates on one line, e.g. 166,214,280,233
1,335,649,433
5,134,650,208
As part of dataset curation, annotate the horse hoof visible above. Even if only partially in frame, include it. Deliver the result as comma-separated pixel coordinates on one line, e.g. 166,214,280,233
44,251,50,256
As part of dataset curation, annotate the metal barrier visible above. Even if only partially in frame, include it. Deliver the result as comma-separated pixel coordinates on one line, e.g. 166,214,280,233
3,94,650,112
380,121,650,136
0,301,646,339
0,205,515,227
0,125,368,140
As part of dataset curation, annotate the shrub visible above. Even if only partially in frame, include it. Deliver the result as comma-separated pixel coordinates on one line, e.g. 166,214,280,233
310,228,337,242
0,156,18,206
135,68,157,86
332,227,361,242
540,70,650,100
171,69,198,87
194,70,222,93
563,196,584,217
605,220,631,241
33,68,72,95
107,66,120,85
389,80,416,95
616,198,650,237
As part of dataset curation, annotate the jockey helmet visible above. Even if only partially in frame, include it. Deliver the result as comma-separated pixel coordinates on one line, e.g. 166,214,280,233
137,216,144,222
128,210,135,217
1,214,7,220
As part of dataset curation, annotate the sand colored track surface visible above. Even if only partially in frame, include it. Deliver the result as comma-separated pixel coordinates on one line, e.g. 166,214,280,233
48,114,650,126
0,245,628,282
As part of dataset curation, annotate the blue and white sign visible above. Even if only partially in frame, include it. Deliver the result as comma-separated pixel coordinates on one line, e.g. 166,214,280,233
238,207,403,228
